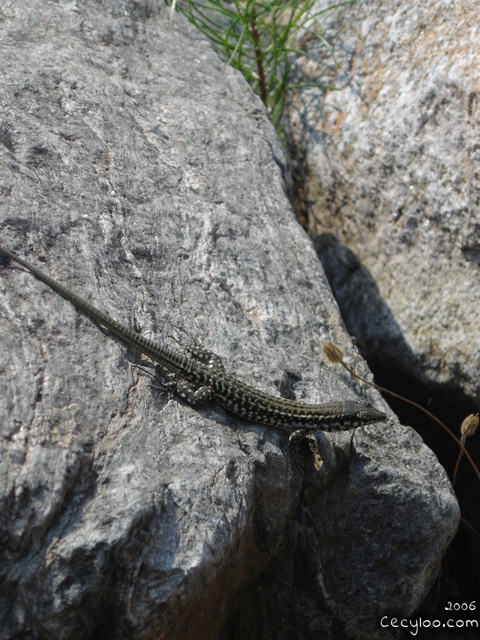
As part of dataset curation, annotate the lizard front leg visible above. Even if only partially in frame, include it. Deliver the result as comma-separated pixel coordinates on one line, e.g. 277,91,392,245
289,429,339,488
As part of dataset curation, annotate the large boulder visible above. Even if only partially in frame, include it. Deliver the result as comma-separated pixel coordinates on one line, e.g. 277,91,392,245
287,0,480,403
0,1,459,638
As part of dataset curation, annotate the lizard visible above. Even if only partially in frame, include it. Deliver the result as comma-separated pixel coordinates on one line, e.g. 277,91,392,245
0,243,387,435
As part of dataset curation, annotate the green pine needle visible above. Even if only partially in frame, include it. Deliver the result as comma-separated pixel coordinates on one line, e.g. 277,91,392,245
168,0,355,133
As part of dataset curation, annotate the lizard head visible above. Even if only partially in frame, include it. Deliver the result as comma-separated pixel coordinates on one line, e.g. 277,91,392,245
349,401,387,426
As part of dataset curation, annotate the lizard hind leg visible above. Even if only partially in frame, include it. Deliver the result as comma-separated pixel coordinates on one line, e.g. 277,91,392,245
130,362,176,395
175,379,216,406
167,326,225,373
130,363,214,407
185,345,225,373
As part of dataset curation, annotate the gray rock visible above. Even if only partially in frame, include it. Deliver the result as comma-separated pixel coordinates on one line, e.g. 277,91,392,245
0,1,459,639
224,425,458,640
286,0,480,403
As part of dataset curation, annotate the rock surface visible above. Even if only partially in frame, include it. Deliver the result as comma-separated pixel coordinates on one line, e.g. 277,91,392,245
0,1,459,639
286,0,480,403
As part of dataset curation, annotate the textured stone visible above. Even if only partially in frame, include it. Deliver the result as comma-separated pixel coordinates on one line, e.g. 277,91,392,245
286,0,480,402
0,1,458,639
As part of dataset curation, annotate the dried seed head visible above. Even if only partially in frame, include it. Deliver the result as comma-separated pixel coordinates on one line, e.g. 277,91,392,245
323,341,345,364
460,414,479,441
